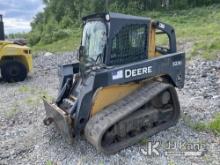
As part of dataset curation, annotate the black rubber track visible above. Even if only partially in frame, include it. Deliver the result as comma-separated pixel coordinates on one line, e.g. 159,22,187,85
84,81,180,154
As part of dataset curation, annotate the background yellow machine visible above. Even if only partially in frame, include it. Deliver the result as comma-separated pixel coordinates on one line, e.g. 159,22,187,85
0,15,32,82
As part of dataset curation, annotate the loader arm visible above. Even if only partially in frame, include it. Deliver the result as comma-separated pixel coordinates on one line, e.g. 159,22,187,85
58,62,79,90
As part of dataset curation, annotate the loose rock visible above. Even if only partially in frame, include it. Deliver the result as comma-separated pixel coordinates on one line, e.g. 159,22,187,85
0,53,219,165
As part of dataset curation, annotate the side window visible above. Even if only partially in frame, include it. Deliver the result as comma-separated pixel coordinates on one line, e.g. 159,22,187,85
155,29,170,54
110,24,147,65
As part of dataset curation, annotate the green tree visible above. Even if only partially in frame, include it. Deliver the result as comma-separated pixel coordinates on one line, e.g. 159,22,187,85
28,0,220,46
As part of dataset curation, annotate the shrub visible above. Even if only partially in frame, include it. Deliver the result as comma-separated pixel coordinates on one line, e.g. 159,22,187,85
40,33,53,44
53,29,70,41
60,16,74,29
28,31,41,46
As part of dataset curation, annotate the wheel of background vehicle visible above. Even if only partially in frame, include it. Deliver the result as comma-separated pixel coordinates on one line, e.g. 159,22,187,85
1,60,27,83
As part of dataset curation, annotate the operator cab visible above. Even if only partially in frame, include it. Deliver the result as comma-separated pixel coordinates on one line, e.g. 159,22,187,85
79,12,177,70
79,12,150,68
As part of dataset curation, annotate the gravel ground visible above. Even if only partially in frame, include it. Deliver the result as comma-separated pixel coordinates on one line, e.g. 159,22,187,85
0,52,219,165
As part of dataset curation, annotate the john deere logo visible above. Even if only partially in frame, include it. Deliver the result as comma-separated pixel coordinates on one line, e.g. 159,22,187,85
112,66,153,80
125,66,152,78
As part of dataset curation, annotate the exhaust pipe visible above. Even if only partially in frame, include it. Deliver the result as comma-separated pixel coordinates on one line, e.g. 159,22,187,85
0,14,5,40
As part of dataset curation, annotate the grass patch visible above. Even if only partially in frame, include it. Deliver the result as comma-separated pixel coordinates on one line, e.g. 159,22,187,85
6,107,20,119
18,86,53,105
24,97,41,106
18,85,31,93
98,162,104,165
46,160,53,165
209,113,220,135
168,160,176,165
192,122,208,132
190,38,220,60
38,90,53,102
184,113,220,135
25,98,35,105
24,89,53,105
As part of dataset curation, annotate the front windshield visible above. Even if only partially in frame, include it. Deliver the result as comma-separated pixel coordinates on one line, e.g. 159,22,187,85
82,21,107,61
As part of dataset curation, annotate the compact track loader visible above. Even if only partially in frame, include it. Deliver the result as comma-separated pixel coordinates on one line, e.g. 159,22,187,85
0,15,32,82
43,12,185,154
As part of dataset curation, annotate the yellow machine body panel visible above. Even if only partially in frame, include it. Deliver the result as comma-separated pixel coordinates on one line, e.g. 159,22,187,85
148,22,157,58
91,82,144,116
0,41,32,71
148,22,161,58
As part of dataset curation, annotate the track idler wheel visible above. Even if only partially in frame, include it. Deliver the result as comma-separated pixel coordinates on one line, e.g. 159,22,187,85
151,90,171,108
